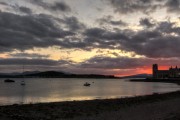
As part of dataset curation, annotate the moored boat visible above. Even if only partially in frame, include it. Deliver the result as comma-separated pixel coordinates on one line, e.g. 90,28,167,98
4,79,15,83
20,81,25,85
84,82,91,86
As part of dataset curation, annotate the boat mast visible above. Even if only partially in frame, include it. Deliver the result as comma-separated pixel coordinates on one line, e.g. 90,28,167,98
23,63,24,81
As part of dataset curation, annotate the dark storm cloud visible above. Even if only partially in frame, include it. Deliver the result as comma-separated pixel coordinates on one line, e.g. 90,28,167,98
0,11,74,53
0,58,58,66
0,58,74,67
109,0,161,14
121,21,180,58
78,56,142,69
83,28,131,50
82,20,180,58
77,56,180,70
123,35,180,58
165,0,180,13
9,53,49,59
124,32,180,58
1,2,180,59
30,0,71,12
11,5,33,14
156,21,180,35
0,58,76,73
84,28,128,40
139,18,155,28
0,2,8,6
63,16,86,31
29,0,46,8
97,16,127,26
0,2,32,14
50,2,71,12
109,0,180,14
18,6,32,14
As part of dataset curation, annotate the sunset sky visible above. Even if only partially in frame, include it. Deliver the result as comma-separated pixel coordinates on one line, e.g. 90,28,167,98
0,0,180,76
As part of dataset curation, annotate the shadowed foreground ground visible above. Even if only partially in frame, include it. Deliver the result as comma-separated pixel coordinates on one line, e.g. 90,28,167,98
1,90,180,120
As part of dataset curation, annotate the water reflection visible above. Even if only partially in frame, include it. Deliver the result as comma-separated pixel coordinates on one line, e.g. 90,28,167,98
0,78,179,105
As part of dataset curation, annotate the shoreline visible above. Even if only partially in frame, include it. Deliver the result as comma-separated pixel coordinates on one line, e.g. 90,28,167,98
129,78,180,85
1,90,180,119
1,79,180,119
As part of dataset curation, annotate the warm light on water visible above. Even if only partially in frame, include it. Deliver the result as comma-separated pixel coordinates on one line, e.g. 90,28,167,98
0,78,180,105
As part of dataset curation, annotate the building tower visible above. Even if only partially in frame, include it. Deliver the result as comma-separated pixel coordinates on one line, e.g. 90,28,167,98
152,64,158,78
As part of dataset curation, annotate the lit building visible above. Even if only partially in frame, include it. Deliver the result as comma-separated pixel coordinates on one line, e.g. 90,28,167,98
152,64,180,78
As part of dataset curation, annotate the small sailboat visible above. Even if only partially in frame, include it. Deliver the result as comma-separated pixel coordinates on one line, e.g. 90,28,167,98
21,80,25,85
4,79,15,83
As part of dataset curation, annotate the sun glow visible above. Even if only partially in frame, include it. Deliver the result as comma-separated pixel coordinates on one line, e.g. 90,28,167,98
0,54,8,58
24,47,144,63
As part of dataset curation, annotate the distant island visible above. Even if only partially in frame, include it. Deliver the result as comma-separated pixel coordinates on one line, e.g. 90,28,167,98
0,71,117,79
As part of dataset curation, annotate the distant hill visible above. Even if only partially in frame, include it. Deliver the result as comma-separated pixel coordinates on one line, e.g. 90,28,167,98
0,71,117,79
0,73,8,75
25,71,66,77
23,71,41,75
0,73,11,78
120,74,152,78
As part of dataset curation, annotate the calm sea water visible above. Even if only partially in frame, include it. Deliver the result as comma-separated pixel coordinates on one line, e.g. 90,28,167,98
0,78,180,105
